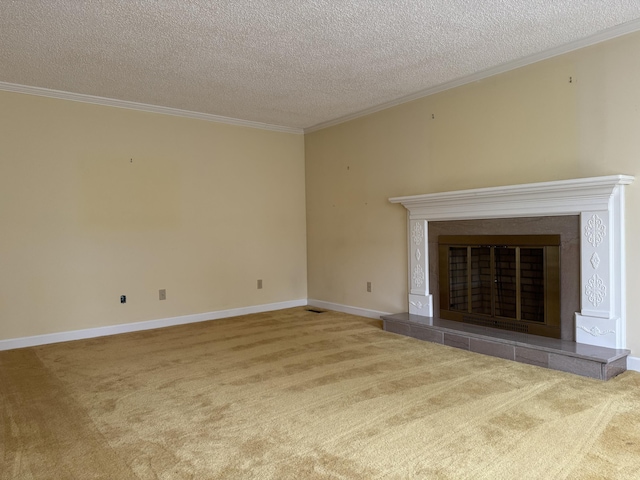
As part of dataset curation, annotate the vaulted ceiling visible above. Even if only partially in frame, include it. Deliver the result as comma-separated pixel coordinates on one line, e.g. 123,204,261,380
2,1,640,133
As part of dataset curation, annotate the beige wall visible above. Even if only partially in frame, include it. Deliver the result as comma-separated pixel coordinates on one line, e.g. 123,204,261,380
0,91,307,340
3,30,640,355
305,32,640,353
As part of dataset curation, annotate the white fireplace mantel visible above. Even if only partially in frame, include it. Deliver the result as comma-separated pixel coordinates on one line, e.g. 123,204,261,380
390,175,634,349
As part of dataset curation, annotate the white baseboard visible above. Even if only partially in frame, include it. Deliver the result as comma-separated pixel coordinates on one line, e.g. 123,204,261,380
0,299,307,351
5,298,639,372
626,355,640,372
307,299,391,320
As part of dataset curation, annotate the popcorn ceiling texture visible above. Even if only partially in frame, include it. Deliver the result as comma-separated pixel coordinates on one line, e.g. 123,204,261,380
2,1,640,129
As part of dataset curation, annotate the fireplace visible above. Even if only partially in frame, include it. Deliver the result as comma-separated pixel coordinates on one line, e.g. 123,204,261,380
389,175,634,350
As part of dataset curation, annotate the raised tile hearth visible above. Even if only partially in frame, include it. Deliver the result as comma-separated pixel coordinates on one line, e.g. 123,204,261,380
382,312,629,380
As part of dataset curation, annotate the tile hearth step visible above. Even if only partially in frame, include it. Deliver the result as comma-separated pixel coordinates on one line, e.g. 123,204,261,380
381,313,629,381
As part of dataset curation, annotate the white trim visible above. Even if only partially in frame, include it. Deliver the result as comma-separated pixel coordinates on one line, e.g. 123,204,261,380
307,299,391,320
0,299,307,351
389,175,634,220
305,18,640,133
0,82,303,135
627,356,640,373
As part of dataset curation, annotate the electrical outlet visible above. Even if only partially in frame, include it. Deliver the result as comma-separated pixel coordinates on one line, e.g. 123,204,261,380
257,279,263,289
367,282,372,293
159,289,166,300
120,295,126,304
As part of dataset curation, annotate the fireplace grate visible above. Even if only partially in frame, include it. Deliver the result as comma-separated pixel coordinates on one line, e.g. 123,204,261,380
462,315,529,333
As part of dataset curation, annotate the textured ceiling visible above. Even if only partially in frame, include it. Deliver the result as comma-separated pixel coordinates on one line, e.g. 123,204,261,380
2,1,640,132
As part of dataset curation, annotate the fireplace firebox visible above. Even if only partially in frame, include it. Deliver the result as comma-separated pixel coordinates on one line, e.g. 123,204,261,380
438,235,560,338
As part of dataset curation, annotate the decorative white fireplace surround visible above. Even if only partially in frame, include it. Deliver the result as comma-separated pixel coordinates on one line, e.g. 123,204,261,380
390,175,634,350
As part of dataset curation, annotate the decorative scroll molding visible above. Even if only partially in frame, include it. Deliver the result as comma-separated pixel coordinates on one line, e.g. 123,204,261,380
409,220,428,296
412,264,425,288
577,325,615,337
409,300,425,310
585,274,607,307
411,223,424,245
585,214,606,248
580,210,611,318
409,293,433,316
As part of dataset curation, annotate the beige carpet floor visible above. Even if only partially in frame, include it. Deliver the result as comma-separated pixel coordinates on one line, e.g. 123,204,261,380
2,307,640,479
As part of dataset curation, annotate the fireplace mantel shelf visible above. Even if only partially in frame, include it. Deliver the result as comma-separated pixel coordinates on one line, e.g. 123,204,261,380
389,175,634,221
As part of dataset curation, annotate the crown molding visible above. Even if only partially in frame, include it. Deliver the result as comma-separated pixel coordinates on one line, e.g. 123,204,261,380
304,17,640,133
0,81,304,135
4,16,640,136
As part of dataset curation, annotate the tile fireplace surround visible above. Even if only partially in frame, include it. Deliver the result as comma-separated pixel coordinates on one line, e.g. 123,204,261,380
384,175,635,379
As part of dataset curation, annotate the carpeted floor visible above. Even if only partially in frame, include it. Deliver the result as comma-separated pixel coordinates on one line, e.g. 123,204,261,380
2,307,640,479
